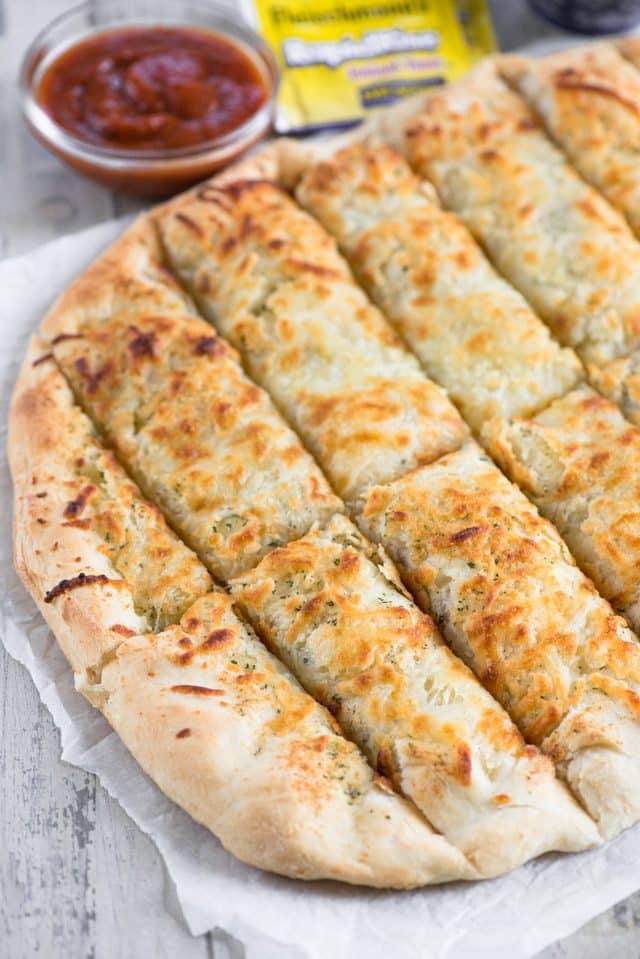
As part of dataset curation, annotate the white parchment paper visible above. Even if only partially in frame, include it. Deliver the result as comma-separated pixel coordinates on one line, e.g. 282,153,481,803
3,222,640,959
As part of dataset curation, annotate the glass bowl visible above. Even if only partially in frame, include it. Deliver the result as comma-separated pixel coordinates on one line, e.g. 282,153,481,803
19,0,278,196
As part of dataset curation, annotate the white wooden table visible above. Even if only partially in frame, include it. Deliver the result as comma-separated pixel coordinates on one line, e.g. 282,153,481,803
3,2,640,956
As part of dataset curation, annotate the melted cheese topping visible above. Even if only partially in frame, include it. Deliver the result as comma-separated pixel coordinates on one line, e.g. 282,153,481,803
99,591,467,885
589,348,640,426
51,308,341,581
297,142,582,436
156,180,468,501
17,352,211,632
358,442,640,750
506,44,640,237
232,514,594,874
406,63,640,367
488,385,640,631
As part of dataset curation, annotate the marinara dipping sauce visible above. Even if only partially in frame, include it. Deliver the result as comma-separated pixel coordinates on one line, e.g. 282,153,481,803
22,19,277,195
39,28,268,151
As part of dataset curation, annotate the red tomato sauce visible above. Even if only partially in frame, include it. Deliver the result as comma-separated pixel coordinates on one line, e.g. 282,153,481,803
37,26,268,151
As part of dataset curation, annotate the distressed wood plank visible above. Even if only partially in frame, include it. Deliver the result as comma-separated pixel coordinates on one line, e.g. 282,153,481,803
0,644,97,958
0,643,210,959
541,895,640,958
92,780,208,959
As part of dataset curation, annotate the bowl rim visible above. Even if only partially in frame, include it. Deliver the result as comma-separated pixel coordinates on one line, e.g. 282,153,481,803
19,0,279,169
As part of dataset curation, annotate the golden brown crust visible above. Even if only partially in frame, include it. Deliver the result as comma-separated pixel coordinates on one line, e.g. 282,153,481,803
9,336,211,676
588,349,640,426
296,141,582,436
501,45,640,238
44,218,342,581
487,385,640,631
96,592,473,886
405,60,640,368
41,216,196,343
154,177,469,502
357,442,640,836
232,515,597,875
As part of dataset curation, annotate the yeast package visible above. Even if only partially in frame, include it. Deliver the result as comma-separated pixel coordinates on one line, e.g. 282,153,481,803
243,0,496,132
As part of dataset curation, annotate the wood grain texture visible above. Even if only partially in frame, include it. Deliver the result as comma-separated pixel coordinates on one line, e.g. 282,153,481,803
0,646,213,959
3,1,640,957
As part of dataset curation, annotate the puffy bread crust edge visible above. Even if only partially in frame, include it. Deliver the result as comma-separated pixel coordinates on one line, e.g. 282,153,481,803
41,142,344,344
10,340,472,887
9,337,148,677
230,515,599,875
99,626,474,887
40,215,192,343
617,37,640,65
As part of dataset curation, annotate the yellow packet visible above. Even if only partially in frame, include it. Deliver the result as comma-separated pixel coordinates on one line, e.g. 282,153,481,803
246,0,496,133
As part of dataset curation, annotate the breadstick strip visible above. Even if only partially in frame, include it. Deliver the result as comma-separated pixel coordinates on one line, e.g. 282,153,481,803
296,141,582,440
405,60,640,368
502,44,640,238
96,591,471,887
358,442,640,839
155,179,468,502
42,218,342,582
232,515,598,876
9,336,212,675
488,384,640,632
